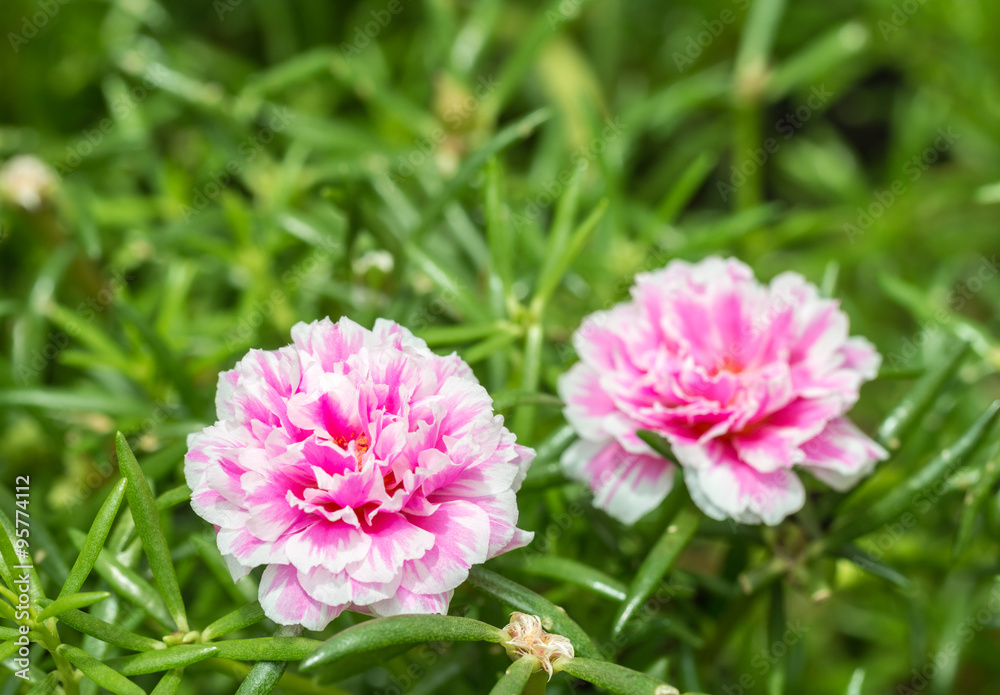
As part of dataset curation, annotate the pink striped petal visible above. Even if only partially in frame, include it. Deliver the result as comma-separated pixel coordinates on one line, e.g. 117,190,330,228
259,564,342,631
562,439,675,524
800,417,888,491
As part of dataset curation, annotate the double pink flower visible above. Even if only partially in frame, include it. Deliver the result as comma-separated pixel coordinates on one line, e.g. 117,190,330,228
185,318,533,629
559,257,886,525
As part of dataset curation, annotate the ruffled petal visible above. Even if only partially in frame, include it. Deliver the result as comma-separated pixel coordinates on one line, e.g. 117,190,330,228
800,417,888,491
562,439,675,525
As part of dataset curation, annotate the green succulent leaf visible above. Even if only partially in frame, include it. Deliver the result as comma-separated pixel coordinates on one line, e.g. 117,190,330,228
235,659,291,695
611,502,700,640
876,340,970,450
232,625,305,695
201,601,266,642
824,400,1000,550
24,672,60,695
301,614,506,672
116,432,189,632
36,591,110,621
836,546,911,590
518,555,627,601
69,528,176,630
556,657,679,695
150,669,184,695
956,439,1000,556
489,656,539,695
531,198,609,310
106,644,219,676
60,478,129,599
212,637,322,661
57,644,146,695
51,606,165,651
411,108,551,242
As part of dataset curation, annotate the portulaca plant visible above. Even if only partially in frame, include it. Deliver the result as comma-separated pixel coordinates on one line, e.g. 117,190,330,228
4,262,996,694
3,47,998,695
4,140,1000,693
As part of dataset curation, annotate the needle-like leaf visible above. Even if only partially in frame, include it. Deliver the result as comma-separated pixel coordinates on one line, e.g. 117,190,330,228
301,614,505,672
57,644,146,695
518,556,627,602
49,606,165,651
116,432,189,632
876,340,970,450
60,478,128,599
611,503,700,640
69,528,175,631
201,601,266,642
489,656,539,695
106,644,219,676
36,591,110,621
556,657,680,695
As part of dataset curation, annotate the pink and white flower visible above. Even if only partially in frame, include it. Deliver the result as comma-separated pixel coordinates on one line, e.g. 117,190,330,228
185,317,534,630
558,257,886,525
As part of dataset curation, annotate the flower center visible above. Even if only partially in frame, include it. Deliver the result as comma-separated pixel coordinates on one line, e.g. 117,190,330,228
320,432,371,472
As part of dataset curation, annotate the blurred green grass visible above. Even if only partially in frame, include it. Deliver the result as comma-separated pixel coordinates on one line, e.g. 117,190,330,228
2,0,1000,693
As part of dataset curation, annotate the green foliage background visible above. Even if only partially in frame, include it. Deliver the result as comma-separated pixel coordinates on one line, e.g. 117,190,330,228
2,0,1000,693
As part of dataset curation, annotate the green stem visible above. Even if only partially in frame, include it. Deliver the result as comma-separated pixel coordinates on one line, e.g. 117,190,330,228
737,555,788,595
733,102,762,211
234,624,303,695
513,319,544,441
39,622,80,695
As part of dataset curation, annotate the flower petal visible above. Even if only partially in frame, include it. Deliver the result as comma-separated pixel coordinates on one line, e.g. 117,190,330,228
400,501,490,595
368,586,453,617
259,564,342,631
562,439,675,525
681,441,805,525
345,514,436,584
284,521,371,575
800,417,888,491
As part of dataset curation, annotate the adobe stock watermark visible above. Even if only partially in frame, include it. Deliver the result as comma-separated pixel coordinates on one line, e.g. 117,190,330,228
717,85,834,202
672,0,751,72
893,582,1000,695
721,619,809,695
7,0,71,53
213,0,245,20
55,65,166,176
376,75,498,191
881,254,998,369
179,107,296,223
877,0,929,40
843,127,960,244
849,401,998,578
340,0,408,61
10,476,32,681
509,116,625,230
58,399,179,510
546,0,586,29
223,236,342,351
16,269,132,384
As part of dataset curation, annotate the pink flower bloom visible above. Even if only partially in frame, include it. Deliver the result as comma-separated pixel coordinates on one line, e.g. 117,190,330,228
185,317,534,630
558,257,886,525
